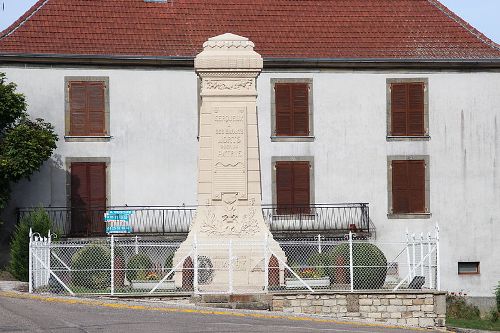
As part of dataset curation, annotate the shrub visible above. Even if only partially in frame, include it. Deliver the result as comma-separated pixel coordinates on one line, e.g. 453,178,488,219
328,243,388,289
71,244,111,290
164,252,174,270
446,293,480,320
126,253,153,281
9,208,57,281
496,281,500,312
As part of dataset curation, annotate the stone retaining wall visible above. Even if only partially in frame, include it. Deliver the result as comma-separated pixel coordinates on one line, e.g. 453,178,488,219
271,292,446,329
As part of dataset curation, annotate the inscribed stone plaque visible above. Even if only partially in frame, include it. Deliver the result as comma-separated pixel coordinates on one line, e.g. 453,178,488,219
212,107,247,200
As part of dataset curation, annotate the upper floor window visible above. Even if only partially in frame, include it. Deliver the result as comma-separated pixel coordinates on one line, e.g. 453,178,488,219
275,160,311,214
65,77,110,141
271,79,313,141
387,79,429,139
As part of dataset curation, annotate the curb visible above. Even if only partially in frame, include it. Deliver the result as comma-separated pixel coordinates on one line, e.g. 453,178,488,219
446,326,497,333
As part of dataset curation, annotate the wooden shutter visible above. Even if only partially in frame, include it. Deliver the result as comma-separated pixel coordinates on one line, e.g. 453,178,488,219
292,84,309,136
276,161,293,213
69,82,88,136
275,84,293,136
87,82,106,135
275,83,309,136
71,163,89,208
392,160,425,214
407,83,424,136
293,161,310,212
390,83,424,136
69,81,105,136
276,161,310,214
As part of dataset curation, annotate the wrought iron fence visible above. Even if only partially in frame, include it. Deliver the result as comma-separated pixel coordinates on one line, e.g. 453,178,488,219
18,203,369,237
29,227,439,296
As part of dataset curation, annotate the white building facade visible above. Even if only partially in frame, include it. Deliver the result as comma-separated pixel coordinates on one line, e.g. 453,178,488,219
0,0,499,299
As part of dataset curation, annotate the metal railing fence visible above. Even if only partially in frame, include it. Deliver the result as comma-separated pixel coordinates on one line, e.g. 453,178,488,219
29,226,439,296
19,203,370,237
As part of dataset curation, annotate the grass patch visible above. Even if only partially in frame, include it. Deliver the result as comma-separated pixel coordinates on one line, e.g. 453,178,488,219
447,318,500,331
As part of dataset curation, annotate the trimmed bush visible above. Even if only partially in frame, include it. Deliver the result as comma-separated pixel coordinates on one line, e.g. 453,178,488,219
9,208,57,281
71,244,111,290
446,294,480,320
496,281,500,312
164,252,174,270
126,253,153,281
328,243,388,289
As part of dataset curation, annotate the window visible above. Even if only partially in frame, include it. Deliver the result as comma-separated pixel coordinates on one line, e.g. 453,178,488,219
458,262,480,275
387,78,428,139
271,79,313,141
275,161,311,214
65,77,110,141
68,159,108,236
388,156,430,218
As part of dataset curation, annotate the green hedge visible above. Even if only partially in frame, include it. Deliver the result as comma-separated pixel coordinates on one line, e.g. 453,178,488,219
71,244,111,290
126,253,153,281
9,208,57,281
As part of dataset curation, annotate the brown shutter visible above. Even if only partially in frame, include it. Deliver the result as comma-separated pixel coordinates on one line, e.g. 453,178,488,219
407,83,425,136
69,82,88,136
291,84,309,136
275,84,292,136
88,163,106,209
391,83,408,136
392,160,425,214
408,160,425,213
69,81,105,136
292,161,310,212
87,82,106,135
392,160,409,213
276,161,293,213
71,163,89,208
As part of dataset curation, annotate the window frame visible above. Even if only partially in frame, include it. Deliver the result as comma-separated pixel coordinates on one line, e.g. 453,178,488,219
271,156,315,212
386,78,429,141
65,76,111,142
387,155,431,219
458,262,480,275
271,78,314,142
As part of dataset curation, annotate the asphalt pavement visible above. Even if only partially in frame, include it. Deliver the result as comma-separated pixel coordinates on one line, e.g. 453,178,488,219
0,291,439,333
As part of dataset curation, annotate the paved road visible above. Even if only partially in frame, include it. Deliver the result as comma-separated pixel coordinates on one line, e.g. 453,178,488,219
0,292,435,333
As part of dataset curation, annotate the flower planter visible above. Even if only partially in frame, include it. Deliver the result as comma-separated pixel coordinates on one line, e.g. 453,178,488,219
285,276,330,289
131,279,175,290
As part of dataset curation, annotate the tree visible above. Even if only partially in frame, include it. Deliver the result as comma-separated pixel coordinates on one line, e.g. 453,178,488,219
0,73,58,210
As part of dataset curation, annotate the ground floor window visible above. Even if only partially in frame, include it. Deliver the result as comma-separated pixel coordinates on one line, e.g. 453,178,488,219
275,160,311,214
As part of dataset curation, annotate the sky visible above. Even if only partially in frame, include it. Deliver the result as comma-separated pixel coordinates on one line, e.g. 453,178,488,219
0,0,499,43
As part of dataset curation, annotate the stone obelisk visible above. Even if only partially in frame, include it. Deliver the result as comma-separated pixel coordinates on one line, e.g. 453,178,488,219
174,33,285,292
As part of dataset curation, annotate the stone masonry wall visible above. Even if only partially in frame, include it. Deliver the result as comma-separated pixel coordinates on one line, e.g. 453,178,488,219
272,292,446,329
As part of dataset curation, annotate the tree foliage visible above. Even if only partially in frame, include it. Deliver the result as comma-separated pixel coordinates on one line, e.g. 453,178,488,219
0,73,58,210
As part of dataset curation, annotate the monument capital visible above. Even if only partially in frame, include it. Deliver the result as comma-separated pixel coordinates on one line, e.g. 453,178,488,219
195,33,263,73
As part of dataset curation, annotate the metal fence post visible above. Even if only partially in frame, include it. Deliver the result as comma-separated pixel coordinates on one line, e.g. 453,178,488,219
193,234,198,294
427,232,433,289
349,231,354,292
420,233,424,276
264,233,269,293
134,235,139,255
405,230,411,283
28,228,33,293
110,235,115,295
435,224,441,290
412,233,416,278
317,234,322,254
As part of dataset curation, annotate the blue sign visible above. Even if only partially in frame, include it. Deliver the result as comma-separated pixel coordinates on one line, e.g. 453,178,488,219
105,210,134,234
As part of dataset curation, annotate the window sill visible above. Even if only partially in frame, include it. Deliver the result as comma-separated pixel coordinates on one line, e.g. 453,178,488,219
271,136,315,142
387,136,430,142
387,213,432,219
65,135,112,142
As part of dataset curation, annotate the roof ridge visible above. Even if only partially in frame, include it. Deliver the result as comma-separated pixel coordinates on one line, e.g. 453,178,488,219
0,0,51,41
426,0,500,53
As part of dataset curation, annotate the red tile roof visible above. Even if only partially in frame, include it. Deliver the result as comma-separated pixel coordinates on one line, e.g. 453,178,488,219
1,0,499,60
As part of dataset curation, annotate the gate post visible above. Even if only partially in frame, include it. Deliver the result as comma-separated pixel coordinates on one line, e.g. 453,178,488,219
435,224,441,290
28,228,33,293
